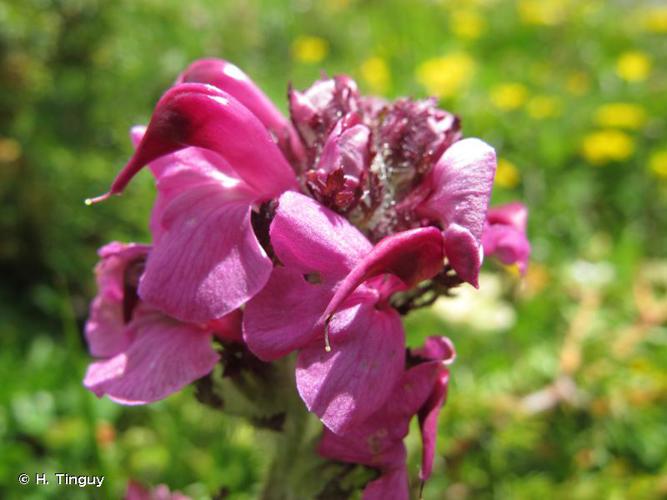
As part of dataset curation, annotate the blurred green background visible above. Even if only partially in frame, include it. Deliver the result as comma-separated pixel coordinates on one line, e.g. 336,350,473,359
1,0,666,498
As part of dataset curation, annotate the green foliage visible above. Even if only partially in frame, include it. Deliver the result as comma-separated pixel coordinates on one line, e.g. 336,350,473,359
1,0,665,498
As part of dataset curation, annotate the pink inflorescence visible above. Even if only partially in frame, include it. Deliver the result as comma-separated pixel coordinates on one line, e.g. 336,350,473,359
83,58,530,498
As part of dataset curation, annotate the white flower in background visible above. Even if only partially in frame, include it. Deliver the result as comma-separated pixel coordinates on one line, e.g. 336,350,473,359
433,273,516,332
566,260,615,290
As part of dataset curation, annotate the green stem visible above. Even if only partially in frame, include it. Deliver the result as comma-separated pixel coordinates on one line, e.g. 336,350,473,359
197,347,375,499
259,357,322,500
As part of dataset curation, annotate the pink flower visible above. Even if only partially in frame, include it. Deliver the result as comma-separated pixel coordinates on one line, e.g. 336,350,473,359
90,66,499,324
482,202,531,273
83,242,240,404
89,59,300,323
125,480,190,500
243,192,445,433
317,336,456,500
416,138,498,287
81,60,531,496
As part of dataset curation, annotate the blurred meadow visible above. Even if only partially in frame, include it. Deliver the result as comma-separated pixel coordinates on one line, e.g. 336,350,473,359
1,0,666,498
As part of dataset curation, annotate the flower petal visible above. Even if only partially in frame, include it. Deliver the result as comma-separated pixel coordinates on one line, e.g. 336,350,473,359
411,336,456,365
129,125,239,180
482,223,531,273
130,124,248,240
96,83,296,202
318,427,408,499
419,138,496,285
320,226,444,326
483,202,531,273
96,242,150,301
409,336,456,481
487,202,528,232
317,121,370,178
150,165,250,242
296,301,405,433
85,296,131,358
270,191,372,279
85,242,150,358
362,467,409,500
443,223,482,287
289,76,359,155
139,183,272,323
125,480,190,500
206,309,244,344
318,425,406,469
84,308,219,404
421,138,496,239
418,369,449,481
243,267,334,361
317,367,428,466
177,58,304,163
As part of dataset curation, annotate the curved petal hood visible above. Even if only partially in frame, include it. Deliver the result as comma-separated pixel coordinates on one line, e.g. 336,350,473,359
91,83,297,203
176,58,304,163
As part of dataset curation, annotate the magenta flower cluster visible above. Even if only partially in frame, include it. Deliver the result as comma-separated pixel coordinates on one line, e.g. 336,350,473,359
84,59,530,498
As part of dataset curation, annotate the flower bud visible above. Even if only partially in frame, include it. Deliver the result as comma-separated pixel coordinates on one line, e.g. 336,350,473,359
378,98,461,198
289,76,360,161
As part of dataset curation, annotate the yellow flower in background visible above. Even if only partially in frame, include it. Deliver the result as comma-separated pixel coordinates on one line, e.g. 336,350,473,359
520,263,550,298
416,52,475,99
566,72,590,96
595,103,647,130
360,57,390,94
291,36,329,64
616,51,651,82
0,138,21,163
518,0,567,26
325,0,352,12
641,6,667,33
450,9,486,40
503,263,522,279
527,95,561,119
649,150,667,179
495,158,520,188
490,83,528,111
581,130,635,165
